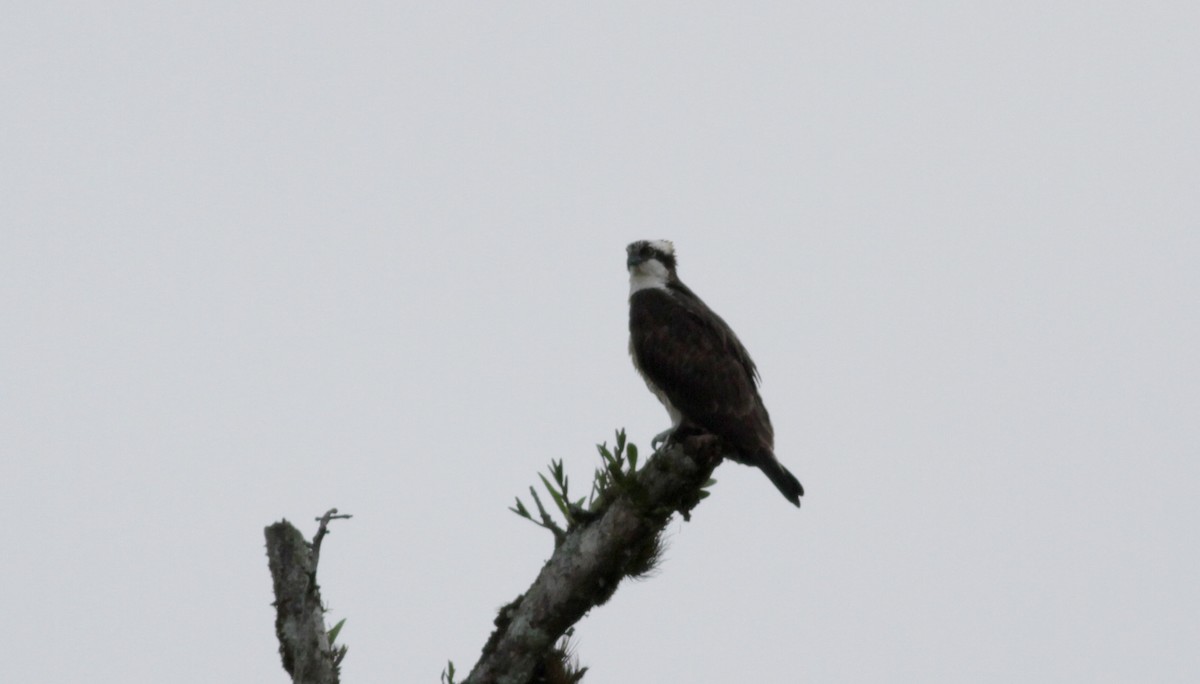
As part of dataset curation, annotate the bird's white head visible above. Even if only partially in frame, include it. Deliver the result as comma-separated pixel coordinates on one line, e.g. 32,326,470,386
626,240,677,295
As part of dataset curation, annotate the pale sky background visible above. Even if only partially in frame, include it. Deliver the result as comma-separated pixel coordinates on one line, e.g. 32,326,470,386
3,3,1198,683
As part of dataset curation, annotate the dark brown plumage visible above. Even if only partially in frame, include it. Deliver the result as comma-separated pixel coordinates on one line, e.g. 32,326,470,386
627,240,804,506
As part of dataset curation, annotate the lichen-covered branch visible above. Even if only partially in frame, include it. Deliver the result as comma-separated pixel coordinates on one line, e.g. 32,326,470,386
265,510,351,684
463,435,725,684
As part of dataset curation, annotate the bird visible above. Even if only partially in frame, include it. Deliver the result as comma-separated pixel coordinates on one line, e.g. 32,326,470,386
626,239,804,507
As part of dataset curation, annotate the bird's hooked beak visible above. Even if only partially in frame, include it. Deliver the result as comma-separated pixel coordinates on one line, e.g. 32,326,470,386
627,251,648,269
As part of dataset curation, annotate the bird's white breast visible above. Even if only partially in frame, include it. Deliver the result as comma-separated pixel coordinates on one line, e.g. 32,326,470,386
628,259,670,295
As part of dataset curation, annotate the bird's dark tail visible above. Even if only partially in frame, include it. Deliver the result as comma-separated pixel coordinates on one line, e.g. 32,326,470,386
755,452,804,507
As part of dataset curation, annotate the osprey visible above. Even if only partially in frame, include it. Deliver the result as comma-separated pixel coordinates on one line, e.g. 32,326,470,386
627,240,804,507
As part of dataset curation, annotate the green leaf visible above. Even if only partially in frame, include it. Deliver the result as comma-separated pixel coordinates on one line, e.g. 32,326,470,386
539,473,570,520
529,486,549,519
606,457,625,484
327,618,346,644
510,498,531,519
627,443,639,471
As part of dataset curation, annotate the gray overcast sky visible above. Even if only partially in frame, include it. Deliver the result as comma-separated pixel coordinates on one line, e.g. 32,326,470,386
3,3,1198,682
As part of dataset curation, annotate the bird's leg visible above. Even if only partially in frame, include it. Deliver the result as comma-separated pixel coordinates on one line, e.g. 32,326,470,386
651,426,676,451
652,421,707,452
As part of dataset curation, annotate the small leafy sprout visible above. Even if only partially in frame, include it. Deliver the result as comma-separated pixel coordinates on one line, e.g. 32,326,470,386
510,459,574,544
441,660,457,684
323,617,348,667
539,461,573,523
511,430,645,540
509,498,530,519
527,484,566,544
327,618,346,644
590,429,647,506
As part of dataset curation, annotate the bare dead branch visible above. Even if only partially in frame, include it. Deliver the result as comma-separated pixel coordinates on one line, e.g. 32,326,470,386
312,508,353,571
265,511,352,684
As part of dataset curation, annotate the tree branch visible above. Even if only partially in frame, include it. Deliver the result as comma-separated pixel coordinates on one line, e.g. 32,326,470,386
463,435,726,684
312,508,353,572
265,510,351,684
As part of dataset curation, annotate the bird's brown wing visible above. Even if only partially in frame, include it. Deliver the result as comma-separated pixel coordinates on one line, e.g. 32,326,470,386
630,288,773,453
